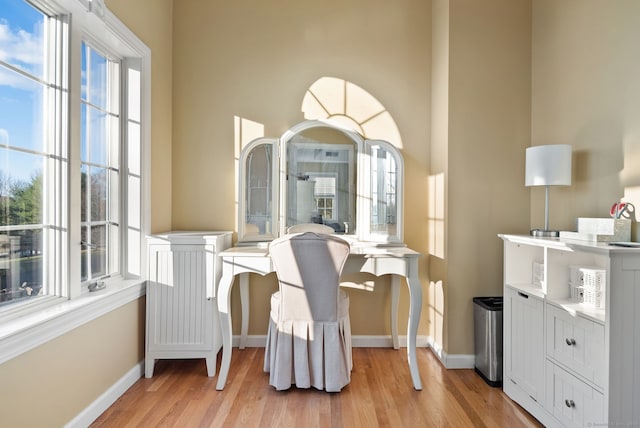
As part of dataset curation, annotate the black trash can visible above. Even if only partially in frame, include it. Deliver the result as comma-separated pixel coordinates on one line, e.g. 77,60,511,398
473,296,503,387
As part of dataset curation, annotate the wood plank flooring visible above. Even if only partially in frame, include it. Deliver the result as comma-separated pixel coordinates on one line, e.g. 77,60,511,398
91,347,542,427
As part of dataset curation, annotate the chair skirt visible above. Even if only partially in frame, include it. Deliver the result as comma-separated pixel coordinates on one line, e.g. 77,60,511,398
263,290,352,392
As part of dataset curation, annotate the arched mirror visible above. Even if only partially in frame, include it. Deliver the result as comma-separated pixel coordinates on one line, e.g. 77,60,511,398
281,124,361,236
238,120,404,245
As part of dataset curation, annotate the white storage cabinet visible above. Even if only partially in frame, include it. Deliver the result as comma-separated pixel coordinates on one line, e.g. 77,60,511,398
500,234,640,427
145,231,232,377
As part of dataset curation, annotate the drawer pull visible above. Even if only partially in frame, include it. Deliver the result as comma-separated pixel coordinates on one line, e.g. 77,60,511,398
564,399,575,408
565,338,576,346
517,291,529,299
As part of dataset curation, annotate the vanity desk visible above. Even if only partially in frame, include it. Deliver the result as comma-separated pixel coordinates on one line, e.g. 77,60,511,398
221,119,425,390
214,242,423,391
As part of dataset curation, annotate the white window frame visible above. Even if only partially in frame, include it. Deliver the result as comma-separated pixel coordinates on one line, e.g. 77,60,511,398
0,0,151,364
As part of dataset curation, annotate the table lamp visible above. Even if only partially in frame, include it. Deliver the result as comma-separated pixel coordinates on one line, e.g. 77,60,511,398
525,144,572,237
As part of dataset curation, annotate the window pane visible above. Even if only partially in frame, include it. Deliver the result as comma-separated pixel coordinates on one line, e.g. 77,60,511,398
81,44,109,109
81,104,110,165
81,165,109,222
0,148,43,225
81,225,107,281
90,224,107,278
90,167,107,222
0,1,45,79
0,67,45,152
0,229,43,307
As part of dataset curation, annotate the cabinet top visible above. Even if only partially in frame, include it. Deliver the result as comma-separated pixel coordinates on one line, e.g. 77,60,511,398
499,234,640,255
148,230,233,244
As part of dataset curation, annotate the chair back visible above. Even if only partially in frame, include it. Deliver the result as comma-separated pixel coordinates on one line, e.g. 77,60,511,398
286,223,334,234
269,232,350,322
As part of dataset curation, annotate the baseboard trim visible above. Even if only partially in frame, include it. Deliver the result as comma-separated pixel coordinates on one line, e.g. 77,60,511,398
65,361,144,428
427,337,475,369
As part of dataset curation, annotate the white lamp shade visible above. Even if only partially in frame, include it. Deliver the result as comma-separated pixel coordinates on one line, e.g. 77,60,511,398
525,144,572,187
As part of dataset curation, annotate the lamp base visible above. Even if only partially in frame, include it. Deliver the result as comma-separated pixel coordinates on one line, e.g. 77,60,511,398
530,229,560,238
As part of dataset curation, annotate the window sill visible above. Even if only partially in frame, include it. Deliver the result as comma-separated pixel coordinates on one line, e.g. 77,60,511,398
0,279,146,365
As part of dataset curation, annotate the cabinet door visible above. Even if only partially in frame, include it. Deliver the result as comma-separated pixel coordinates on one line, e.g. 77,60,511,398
546,303,605,387
504,286,545,403
147,244,216,351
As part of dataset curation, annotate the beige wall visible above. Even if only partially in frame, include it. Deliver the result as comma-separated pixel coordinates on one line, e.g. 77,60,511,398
531,0,640,239
430,0,532,356
0,299,145,427
172,0,432,335
429,0,450,352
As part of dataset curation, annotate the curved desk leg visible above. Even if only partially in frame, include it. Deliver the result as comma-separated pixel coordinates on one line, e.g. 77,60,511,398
216,269,235,390
406,273,423,390
239,273,249,349
390,275,400,349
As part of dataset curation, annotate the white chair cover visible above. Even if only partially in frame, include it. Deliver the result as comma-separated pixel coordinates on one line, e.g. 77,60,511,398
264,232,352,392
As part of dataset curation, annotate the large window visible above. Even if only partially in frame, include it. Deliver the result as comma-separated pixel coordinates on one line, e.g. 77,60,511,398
0,0,149,313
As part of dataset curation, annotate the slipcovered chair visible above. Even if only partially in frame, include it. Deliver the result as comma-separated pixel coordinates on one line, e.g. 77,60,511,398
264,232,352,392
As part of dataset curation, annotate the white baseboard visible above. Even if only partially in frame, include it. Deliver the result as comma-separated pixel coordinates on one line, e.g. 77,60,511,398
427,336,475,369
65,361,144,428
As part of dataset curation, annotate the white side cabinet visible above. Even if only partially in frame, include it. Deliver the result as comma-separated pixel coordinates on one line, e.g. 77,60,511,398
500,234,640,428
145,231,232,377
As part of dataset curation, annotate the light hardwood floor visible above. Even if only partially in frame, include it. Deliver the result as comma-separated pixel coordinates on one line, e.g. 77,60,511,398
91,347,542,427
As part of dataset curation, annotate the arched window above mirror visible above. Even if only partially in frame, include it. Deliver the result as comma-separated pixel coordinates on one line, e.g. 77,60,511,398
238,120,404,245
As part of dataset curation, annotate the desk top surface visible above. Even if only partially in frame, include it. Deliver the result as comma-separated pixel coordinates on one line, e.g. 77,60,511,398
221,243,422,258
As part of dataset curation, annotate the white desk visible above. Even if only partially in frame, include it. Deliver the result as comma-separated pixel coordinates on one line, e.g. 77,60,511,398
214,244,424,390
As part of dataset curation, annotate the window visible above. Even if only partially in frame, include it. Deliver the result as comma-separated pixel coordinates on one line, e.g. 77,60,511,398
80,42,120,282
0,0,59,306
310,175,336,221
0,0,149,315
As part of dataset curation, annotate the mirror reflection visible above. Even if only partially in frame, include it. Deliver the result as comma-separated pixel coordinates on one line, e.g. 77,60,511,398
245,142,273,236
370,143,398,238
286,127,356,234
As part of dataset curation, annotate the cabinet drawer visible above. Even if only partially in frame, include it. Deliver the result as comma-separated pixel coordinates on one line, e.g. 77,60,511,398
546,303,605,387
546,360,605,428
